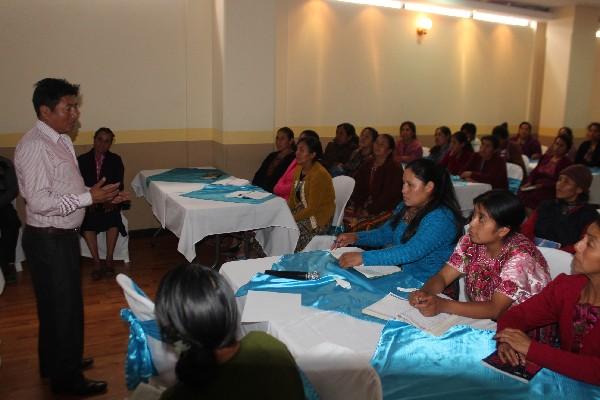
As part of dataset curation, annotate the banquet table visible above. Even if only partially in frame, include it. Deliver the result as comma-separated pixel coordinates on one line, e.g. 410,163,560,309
131,168,299,262
453,181,491,216
220,252,600,400
220,252,496,400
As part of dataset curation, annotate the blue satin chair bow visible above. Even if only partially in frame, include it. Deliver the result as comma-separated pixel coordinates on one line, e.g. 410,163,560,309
120,308,161,390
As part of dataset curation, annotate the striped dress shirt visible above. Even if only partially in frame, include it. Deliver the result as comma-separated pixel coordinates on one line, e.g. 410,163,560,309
14,120,92,229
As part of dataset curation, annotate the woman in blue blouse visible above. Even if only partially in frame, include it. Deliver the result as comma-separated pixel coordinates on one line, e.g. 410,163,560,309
334,158,464,282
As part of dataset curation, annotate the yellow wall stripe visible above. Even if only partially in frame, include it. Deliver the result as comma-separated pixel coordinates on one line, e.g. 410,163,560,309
0,124,574,148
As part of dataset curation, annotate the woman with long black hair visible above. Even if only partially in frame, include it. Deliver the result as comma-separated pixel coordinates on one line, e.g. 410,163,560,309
334,158,463,282
155,264,304,399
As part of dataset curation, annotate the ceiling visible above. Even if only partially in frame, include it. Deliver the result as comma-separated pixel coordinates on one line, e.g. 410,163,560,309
471,0,600,11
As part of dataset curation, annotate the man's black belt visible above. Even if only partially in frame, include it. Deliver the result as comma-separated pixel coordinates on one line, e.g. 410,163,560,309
26,225,79,235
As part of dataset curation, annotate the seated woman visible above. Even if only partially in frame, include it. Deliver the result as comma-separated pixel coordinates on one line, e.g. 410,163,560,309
344,134,403,232
334,159,463,283
521,164,598,253
495,217,600,386
575,122,600,167
322,122,358,176
461,135,508,190
252,127,295,193
77,127,126,280
288,135,335,252
393,121,423,165
428,126,451,164
155,263,305,399
339,126,377,177
409,190,551,320
512,121,542,160
439,131,474,176
273,130,320,200
492,122,527,178
518,133,573,210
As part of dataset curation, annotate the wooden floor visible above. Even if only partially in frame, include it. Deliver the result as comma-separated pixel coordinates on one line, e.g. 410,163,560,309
0,232,223,400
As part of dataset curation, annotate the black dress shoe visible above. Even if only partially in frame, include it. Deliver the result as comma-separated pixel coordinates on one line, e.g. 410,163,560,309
82,357,94,370
52,378,107,396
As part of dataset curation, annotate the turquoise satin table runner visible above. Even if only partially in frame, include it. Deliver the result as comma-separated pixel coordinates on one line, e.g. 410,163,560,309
145,168,226,186
371,321,600,399
181,183,275,204
236,250,422,324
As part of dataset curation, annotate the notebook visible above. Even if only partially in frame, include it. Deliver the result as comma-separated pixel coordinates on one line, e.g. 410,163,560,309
362,292,478,336
481,350,542,383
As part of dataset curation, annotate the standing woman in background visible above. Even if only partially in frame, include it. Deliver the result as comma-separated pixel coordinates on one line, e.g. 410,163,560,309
78,127,126,280
252,127,295,193
288,135,335,252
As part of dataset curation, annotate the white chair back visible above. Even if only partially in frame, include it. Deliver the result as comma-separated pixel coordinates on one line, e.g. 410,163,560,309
541,144,548,154
302,235,336,252
522,154,531,174
506,162,523,181
458,276,467,302
80,212,130,263
422,146,430,158
537,247,573,279
116,274,177,386
332,176,355,228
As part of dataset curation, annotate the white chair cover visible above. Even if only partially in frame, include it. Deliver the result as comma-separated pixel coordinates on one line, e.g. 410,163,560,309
422,146,430,158
80,212,130,263
302,235,336,252
332,176,355,228
537,247,573,279
116,274,177,387
506,162,524,181
522,154,531,174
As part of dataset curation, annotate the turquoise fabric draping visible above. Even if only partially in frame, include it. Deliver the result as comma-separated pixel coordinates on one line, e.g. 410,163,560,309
145,168,226,186
181,184,275,204
508,177,521,194
451,175,468,187
371,321,600,400
236,250,422,324
120,308,161,390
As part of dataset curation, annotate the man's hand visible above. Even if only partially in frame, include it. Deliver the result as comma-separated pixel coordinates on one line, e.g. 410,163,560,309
90,177,120,204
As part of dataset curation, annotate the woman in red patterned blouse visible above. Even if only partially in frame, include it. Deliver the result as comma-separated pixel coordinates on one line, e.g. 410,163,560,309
495,217,600,386
409,190,550,320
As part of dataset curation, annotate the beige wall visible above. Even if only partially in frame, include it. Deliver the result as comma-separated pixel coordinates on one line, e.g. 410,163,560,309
2,0,599,230
280,0,537,131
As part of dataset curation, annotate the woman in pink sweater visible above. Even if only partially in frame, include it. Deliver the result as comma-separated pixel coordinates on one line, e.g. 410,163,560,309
496,217,600,386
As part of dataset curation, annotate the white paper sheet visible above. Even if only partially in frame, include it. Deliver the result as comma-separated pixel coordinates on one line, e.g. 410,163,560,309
213,176,250,186
353,265,402,279
241,290,302,323
225,190,271,200
362,292,479,336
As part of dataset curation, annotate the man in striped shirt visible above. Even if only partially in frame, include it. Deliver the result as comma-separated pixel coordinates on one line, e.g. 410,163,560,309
14,78,127,396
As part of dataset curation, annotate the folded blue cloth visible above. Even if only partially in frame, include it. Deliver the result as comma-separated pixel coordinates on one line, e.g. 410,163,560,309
181,184,274,204
146,168,226,186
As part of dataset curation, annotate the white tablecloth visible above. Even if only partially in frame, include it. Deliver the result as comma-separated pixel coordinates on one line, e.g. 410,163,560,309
220,256,384,400
220,255,496,400
131,169,299,261
453,182,491,216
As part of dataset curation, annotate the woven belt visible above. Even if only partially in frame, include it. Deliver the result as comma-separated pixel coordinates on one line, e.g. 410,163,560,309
26,225,80,235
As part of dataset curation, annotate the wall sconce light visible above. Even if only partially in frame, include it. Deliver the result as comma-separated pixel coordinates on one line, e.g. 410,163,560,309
596,29,600,38
416,15,432,37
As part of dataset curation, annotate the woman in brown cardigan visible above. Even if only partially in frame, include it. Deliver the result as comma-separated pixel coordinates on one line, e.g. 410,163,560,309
288,135,335,252
344,134,403,231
